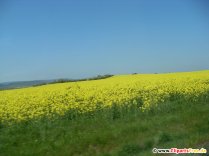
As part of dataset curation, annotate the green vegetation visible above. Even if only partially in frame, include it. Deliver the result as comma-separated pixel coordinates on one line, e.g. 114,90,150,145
0,94,209,156
42,74,114,85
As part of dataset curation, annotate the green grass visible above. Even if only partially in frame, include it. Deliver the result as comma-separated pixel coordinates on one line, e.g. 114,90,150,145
0,96,209,156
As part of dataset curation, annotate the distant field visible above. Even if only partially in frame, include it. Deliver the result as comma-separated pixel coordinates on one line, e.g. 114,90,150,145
0,70,209,155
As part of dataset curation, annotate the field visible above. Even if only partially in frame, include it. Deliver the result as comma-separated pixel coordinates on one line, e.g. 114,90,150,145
0,70,209,155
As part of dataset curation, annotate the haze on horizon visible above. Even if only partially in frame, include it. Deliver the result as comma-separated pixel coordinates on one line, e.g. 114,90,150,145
0,0,209,83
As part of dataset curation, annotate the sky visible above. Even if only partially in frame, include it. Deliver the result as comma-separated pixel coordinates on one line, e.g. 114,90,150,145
0,0,209,83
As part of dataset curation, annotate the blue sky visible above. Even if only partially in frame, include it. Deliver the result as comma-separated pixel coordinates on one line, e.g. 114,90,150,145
0,0,209,82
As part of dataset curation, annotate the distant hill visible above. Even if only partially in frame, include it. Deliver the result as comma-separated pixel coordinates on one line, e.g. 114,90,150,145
0,74,114,90
0,80,54,90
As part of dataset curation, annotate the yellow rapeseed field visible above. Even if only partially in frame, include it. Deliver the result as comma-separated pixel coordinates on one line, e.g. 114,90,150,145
0,70,209,123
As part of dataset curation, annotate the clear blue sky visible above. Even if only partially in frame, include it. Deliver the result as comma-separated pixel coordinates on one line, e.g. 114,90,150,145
0,0,209,82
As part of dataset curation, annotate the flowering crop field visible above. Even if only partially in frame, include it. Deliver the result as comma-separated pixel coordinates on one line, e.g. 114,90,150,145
1,71,209,156
1,70,209,124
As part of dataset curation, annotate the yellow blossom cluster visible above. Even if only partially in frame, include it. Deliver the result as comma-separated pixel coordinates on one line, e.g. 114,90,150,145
0,70,209,123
